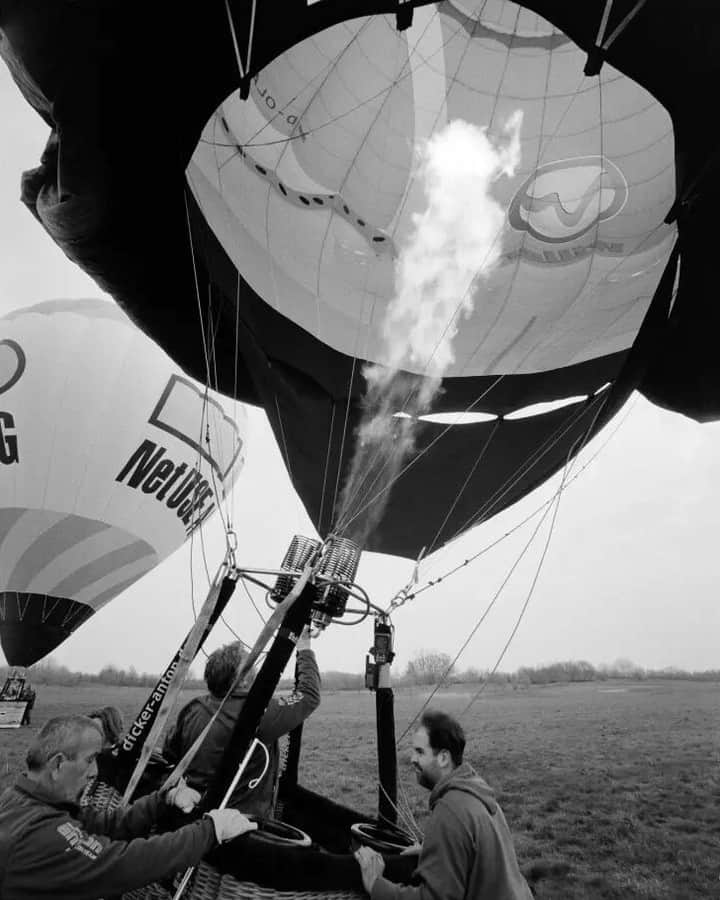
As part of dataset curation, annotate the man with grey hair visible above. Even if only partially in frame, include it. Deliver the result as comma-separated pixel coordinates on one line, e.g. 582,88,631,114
0,714,257,899
163,629,320,817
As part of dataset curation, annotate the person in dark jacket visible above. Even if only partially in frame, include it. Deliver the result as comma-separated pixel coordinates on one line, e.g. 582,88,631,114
355,709,532,900
20,683,35,725
163,629,321,817
0,714,257,900
87,705,124,748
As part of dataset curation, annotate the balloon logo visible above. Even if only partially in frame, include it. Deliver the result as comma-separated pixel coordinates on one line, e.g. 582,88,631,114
508,156,628,244
0,340,26,395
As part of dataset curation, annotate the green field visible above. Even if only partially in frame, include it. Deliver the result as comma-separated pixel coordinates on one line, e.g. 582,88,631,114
1,679,718,899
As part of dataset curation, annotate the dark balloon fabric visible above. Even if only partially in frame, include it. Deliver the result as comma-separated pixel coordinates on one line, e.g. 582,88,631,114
0,2,714,561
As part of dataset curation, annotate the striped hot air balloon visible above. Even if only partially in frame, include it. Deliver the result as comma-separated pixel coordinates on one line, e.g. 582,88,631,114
0,299,247,666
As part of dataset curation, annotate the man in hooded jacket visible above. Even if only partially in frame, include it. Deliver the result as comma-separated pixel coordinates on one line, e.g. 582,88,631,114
355,709,532,900
163,630,320,817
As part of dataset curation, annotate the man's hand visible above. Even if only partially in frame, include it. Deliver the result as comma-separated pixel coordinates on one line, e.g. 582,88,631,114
164,777,201,813
297,624,313,653
400,841,423,855
206,809,258,843
354,846,385,894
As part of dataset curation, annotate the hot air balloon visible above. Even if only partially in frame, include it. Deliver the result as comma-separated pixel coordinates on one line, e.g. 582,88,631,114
0,0,704,563
0,1,715,897
0,298,247,666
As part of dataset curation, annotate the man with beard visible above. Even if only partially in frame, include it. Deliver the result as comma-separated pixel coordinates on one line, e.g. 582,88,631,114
0,715,257,899
355,709,532,900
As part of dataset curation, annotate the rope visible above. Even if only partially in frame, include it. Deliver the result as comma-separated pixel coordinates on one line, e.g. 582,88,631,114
273,394,295,485
395,485,559,745
376,780,422,843
594,0,616,48
425,419,501,557
395,394,636,607
334,375,505,535
224,0,246,80
245,0,258,76
318,401,337,533
450,396,603,542
602,0,648,52
460,389,612,716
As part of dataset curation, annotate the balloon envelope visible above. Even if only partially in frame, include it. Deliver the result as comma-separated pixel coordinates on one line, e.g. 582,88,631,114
0,299,247,665
1,1,714,557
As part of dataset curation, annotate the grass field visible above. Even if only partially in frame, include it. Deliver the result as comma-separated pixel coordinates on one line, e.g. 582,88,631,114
1,679,718,899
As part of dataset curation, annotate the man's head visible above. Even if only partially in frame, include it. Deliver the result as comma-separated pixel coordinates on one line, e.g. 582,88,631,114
204,641,249,698
411,710,466,790
26,715,103,803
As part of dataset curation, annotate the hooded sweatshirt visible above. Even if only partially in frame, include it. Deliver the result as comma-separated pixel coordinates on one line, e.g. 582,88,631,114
0,775,217,900
370,763,532,900
163,648,320,817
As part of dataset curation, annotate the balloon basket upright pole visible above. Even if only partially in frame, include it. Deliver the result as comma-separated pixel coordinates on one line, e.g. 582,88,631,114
172,737,269,900
366,617,398,825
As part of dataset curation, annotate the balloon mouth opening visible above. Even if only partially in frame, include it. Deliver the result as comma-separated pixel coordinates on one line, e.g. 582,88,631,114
0,593,96,667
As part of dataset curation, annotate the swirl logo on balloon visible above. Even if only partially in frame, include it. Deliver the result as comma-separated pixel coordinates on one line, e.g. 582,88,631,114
508,156,628,244
0,339,26,395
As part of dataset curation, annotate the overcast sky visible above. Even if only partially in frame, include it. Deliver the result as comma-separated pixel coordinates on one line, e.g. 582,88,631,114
1,64,718,679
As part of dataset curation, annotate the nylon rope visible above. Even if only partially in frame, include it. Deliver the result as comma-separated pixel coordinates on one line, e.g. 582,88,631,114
224,0,246,81
333,374,505,535
425,418,502,557
398,388,611,742
450,396,605,542
245,0,258,76
399,396,637,605
459,388,613,717
318,400,337,533
594,0,616,48
602,0,648,51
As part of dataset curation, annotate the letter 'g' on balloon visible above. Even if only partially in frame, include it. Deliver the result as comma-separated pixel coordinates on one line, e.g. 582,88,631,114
0,299,247,665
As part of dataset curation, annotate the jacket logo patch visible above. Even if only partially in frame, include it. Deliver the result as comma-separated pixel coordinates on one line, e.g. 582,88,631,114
57,822,103,859
277,691,303,707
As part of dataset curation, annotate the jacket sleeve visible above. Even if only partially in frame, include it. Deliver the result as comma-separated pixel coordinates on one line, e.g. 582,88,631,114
257,649,321,743
163,700,193,765
370,800,473,900
5,813,217,900
79,790,166,839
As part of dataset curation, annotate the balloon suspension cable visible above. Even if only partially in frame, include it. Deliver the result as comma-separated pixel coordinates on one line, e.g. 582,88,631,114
389,393,636,611
209,7,494,153
458,388,612,717
377,779,423,844
398,391,612,745
386,546,425,616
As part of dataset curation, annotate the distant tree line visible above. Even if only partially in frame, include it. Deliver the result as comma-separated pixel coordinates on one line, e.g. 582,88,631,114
0,658,204,689
399,651,720,687
1,652,717,691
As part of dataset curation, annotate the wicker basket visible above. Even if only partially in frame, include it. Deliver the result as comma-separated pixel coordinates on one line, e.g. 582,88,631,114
84,782,365,900
123,862,364,900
